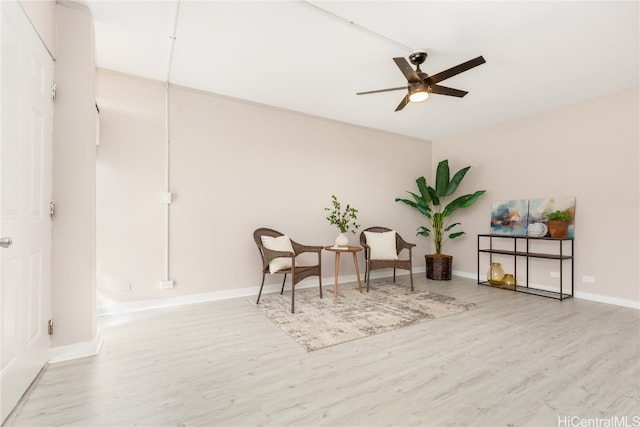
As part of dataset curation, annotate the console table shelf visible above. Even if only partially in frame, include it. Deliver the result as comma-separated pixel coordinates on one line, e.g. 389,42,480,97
478,248,573,260
477,234,574,301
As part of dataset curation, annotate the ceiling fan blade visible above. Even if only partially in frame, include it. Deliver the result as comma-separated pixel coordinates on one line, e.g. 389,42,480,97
429,85,468,98
425,56,486,85
356,86,407,95
393,57,421,83
395,95,409,112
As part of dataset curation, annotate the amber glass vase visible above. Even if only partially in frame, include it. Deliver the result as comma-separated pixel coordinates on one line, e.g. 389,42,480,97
487,262,505,285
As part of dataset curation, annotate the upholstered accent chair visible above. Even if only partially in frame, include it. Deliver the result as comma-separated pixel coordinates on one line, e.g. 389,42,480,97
359,226,415,292
253,228,323,313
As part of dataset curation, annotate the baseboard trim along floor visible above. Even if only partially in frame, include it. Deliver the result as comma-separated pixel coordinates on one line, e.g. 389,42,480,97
97,268,639,317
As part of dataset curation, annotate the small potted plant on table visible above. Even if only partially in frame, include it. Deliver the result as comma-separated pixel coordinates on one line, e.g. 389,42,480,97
325,195,359,247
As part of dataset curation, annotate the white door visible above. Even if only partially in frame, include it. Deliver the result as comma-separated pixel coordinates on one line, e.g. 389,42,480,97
0,1,54,423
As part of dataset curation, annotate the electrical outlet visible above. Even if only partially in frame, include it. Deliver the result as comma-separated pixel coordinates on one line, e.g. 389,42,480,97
159,280,174,289
550,272,560,278
582,276,596,284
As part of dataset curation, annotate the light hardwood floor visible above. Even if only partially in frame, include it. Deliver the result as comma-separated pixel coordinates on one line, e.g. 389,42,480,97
8,276,640,426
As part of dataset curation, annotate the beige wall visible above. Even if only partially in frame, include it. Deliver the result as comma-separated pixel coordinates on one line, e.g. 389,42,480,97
433,87,639,305
96,70,639,309
96,70,432,308
51,3,97,347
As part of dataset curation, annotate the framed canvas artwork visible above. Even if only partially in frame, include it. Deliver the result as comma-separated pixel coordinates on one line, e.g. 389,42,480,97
490,197,576,237
529,197,576,237
490,199,529,235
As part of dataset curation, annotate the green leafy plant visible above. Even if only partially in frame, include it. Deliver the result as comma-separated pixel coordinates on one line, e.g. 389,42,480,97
325,195,359,234
547,210,572,222
395,160,485,254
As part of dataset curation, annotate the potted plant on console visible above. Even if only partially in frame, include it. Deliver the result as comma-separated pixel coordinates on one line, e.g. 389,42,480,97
546,210,572,238
395,160,485,280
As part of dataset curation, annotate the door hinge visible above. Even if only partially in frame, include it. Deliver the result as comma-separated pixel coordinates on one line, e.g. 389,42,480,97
50,83,56,100
0,237,12,248
48,319,54,335
49,201,55,219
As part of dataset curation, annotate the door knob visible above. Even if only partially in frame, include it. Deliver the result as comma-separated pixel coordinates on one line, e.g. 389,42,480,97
0,237,13,248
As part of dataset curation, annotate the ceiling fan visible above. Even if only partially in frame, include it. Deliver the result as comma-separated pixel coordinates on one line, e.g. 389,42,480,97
357,50,486,111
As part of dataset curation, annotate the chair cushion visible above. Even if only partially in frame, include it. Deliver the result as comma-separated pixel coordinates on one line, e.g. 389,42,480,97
364,230,398,260
261,235,295,273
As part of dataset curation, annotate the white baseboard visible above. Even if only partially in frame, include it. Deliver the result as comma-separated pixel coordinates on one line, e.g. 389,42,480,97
452,270,476,280
573,291,640,309
97,268,426,316
97,287,260,316
452,271,639,310
97,267,638,316
49,332,103,364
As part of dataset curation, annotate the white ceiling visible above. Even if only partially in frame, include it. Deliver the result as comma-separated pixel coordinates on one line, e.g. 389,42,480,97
83,1,639,141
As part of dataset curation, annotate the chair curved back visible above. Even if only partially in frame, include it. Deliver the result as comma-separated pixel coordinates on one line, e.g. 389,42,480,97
253,227,323,313
359,226,415,291
254,227,285,270
361,226,388,259
360,226,413,258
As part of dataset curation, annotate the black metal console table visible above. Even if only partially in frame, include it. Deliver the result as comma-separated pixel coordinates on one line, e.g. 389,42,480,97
477,234,573,300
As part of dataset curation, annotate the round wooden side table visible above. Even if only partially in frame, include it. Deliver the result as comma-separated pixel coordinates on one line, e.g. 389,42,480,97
323,245,363,298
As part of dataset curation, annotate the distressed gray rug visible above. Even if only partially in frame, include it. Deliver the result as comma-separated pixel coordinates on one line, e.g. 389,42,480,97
251,282,478,351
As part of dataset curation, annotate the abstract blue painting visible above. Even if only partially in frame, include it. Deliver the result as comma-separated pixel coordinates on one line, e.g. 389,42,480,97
490,197,576,237
490,199,529,235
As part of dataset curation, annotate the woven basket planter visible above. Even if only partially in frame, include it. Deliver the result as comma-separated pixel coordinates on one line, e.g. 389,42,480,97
425,254,453,281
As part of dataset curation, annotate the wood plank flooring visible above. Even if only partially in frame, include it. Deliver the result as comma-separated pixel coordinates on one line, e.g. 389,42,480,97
7,276,640,426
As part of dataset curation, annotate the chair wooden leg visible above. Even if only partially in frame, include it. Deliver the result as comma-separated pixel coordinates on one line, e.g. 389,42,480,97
291,283,295,313
318,253,323,299
256,273,266,304
410,269,414,291
280,274,287,295
364,264,368,286
393,268,396,283
366,262,370,292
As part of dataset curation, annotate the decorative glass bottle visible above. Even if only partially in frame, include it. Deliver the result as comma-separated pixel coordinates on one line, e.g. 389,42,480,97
487,262,505,285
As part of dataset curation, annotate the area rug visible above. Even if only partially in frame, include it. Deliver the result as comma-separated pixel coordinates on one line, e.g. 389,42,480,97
251,282,478,351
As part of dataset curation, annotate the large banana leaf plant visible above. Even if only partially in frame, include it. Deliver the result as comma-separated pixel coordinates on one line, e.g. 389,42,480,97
396,160,485,255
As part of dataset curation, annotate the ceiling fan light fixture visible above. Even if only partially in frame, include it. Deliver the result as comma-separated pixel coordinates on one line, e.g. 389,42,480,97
408,84,429,103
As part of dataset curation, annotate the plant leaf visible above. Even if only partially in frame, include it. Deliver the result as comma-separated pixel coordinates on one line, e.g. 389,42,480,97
427,186,440,206
417,226,431,237
396,196,431,218
442,190,485,217
444,222,461,232
416,177,433,205
460,190,486,208
395,197,417,209
435,160,450,197
408,191,425,207
444,166,471,196
448,231,465,239
442,194,471,217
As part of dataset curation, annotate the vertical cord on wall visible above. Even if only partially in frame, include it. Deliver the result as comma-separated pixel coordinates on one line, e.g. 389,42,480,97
162,0,180,287
164,82,170,283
